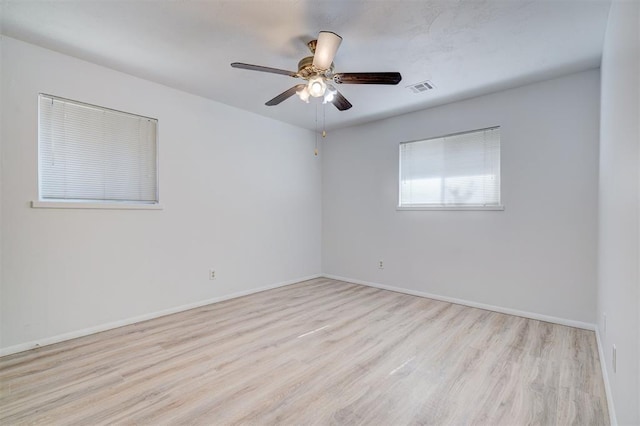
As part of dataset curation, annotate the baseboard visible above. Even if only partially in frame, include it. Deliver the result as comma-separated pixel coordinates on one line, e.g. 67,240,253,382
0,274,322,357
323,274,596,331
595,328,618,426
1,273,596,357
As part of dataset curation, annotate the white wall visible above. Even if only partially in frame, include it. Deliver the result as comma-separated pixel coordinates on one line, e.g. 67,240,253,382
0,37,322,353
597,1,640,424
322,70,600,324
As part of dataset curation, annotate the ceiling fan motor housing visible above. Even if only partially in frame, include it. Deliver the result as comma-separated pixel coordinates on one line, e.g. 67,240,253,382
297,56,334,79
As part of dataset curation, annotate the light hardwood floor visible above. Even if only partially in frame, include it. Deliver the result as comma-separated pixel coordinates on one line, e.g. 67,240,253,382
0,278,609,425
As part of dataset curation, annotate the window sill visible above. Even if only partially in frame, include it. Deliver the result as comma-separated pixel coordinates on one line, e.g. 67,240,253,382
397,205,504,211
31,200,163,210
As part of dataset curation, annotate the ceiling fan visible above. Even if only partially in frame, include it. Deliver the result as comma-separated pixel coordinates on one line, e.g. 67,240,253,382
231,31,402,111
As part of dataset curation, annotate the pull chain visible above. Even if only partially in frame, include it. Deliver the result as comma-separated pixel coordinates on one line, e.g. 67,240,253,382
322,104,326,139
314,104,318,156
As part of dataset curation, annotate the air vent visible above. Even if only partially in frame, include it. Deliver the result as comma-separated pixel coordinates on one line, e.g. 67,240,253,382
407,80,435,94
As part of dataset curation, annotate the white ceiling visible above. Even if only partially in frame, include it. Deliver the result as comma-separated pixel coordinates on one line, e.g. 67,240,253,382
1,0,611,131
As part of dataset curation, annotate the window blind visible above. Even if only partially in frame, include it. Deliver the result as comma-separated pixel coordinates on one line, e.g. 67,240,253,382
399,127,501,207
39,94,158,203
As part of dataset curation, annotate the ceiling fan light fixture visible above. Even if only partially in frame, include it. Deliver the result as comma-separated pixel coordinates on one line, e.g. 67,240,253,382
296,85,311,103
323,84,337,103
308,76,326,97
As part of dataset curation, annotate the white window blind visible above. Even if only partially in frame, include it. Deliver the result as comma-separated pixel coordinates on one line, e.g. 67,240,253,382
399,127,501,208
38,94,158,204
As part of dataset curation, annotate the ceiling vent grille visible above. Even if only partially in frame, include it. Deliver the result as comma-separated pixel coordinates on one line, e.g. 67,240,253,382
407,80,435,93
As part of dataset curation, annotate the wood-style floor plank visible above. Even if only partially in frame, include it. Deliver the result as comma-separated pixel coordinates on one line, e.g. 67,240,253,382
0,278,609,425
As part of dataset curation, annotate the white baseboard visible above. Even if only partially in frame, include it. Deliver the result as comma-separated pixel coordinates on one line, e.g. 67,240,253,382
595,328,618,426
0,273,597,357
323,274,596,331
0,274,321,357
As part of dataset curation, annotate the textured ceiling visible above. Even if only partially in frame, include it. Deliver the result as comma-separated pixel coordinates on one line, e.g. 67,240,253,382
0,0,611,131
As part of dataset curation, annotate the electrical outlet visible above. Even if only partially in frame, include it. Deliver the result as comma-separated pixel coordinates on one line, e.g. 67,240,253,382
378,260,384,269
612,344,617,373
603,313,607,336
209,269,216,280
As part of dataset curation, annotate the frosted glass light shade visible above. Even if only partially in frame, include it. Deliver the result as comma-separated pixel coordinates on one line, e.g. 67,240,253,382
308,76,326,97
323,84,337,103
296,85,311,102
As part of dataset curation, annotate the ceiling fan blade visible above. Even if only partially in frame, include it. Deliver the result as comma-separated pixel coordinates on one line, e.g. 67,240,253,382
333,72,402,85
265,84,307,106
331,91,352,111
312,31,342,71
231,62,298,77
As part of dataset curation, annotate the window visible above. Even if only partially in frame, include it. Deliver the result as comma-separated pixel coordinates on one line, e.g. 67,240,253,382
399,127,501,210
37,94,159,208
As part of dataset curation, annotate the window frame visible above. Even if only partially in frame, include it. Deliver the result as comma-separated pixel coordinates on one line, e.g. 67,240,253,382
397,126,504,211
33,94,162,210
